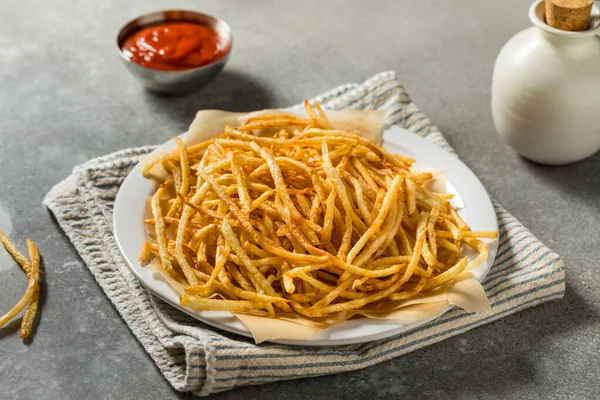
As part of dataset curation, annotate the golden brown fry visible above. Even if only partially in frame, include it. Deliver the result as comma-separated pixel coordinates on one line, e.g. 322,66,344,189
427,208,440,258
195,236,229,296
138,242,154,266
20,239,40,339
250,189,275,211
341,168,372,223
313,102,332,129
460,231,498,239
303,100,325,128
151,184,173,273
181,296,267,312
439,238,461,253
174,137,190,197
321,140,353,260
230,152,252,213
406,179,417,216
464,238,490,272
0,234,40,339
423,257,468,291
143,216,207,231
0,231,31,276
20,287,39,339
0,275,37,329
388,276,427,301
321,190,337,246
237,118,309,132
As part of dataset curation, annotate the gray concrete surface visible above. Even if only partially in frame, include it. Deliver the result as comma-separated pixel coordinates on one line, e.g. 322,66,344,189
1,0,599,398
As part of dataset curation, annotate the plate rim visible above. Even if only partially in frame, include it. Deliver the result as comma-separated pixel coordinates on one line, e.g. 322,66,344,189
113,125,498,346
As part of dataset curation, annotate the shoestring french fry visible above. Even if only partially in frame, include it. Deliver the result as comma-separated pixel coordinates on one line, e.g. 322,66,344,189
0,232,41,339
140,101,497,318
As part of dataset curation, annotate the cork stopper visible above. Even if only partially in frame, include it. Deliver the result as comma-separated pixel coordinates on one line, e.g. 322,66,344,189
545,0,594,31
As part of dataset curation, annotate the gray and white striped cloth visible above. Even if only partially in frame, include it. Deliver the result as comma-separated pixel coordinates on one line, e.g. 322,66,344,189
43,71,565,396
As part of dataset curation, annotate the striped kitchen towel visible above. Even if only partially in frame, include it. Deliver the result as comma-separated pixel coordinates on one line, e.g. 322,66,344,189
43,71,565,396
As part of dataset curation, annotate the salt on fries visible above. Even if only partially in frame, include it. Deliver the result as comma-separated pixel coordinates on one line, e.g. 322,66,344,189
139,101,497,318
0,232,41,339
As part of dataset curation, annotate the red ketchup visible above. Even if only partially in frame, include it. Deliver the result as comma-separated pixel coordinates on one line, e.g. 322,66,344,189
121,22,227,70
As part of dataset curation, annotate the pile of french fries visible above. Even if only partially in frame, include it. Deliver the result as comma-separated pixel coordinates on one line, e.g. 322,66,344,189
139,101,497,318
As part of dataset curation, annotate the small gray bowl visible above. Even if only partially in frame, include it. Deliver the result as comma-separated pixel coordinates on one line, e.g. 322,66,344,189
117,10,232,96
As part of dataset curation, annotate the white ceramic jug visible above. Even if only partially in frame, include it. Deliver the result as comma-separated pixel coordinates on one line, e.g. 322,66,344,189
492,0,600,165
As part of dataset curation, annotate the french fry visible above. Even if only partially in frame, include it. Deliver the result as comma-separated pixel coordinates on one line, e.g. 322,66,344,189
151,184,174,273
422,257,468,291
20,239,40,338
321,140,353,260
0,233,41,339
181,297,267,312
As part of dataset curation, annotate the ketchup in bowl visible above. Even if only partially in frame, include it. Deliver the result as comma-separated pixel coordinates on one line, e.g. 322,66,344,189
121,22,228,71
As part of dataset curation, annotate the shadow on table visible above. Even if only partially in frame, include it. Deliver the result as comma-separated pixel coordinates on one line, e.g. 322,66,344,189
142,69,275,130
174,288,596,399
520,151,600,213
0,318,22,339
